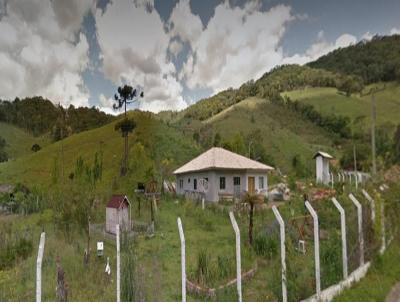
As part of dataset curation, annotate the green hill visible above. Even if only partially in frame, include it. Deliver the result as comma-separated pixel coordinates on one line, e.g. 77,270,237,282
308,35,400,84
0,122,50,159
0,111,199,186
167,96,340,175
282,82,400,126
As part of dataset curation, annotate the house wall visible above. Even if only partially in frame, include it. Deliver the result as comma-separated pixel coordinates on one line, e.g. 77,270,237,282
106,207,117,234
316,156,323,183
176,170,269,202
323,158,330,184
106,207,129,234
316,156,330,185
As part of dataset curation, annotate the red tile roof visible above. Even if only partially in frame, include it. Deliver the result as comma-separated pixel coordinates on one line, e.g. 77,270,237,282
106,195,129,209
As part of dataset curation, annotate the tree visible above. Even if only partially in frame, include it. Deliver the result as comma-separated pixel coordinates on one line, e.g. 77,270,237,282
213,132,221,147
31,143,41,152
241,192,264,245
159,158,173,194
0,136,8,162
339,77,363,96
113,85,143,175
393,124,400,163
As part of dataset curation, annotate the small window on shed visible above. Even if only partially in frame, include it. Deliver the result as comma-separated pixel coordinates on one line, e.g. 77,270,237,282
188,178,190,183
194,178,197,190
220,177,226,190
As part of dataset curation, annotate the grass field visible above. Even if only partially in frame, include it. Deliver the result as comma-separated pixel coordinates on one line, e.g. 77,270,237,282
1,182,392,301
204,97,338,173
0,122,50,160
334,239,400,302
0,111,199,187
282,82,400,126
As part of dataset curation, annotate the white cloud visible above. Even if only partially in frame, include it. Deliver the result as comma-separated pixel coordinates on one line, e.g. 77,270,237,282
180,3,294,93
361,31,374,41
98,93,121,115
95,0,187,112
390,27,400,35
169,39,183,57
283,31,357,65
0,0,92,106
168,0,203,45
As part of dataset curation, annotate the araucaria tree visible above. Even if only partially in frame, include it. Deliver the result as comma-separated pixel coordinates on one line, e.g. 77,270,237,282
113,85,144,175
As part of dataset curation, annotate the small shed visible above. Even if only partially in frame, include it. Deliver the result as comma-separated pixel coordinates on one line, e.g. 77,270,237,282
106,195,131,234
313,151,333,185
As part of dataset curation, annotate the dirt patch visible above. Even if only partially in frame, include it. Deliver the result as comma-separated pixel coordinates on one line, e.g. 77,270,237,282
386,282,400,302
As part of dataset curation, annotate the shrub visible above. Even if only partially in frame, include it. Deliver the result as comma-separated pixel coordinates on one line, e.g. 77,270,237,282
253,232,278,259
196,249,213,285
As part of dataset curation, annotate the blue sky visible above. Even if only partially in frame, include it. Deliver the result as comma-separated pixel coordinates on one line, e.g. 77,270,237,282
0,0,399,113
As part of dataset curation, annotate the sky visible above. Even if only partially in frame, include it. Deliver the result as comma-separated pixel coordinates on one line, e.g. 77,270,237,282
0,0,399,114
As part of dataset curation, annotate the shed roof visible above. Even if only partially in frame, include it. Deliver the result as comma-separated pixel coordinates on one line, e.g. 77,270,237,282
313,151,333,159
106,195,130,209
174,147,274,175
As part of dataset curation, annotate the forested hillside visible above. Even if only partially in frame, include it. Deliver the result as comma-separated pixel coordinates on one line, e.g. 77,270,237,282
0,97,115,140
309,35,400,84
182,65,363,121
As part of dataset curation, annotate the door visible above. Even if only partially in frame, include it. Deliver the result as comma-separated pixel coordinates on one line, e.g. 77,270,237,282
248,177,255,194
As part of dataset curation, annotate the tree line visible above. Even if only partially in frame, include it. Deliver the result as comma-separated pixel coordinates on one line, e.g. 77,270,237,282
309,35,400,84
183,64,363,121
0,96,114,140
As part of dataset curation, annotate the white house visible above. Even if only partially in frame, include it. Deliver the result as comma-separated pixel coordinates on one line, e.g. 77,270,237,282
313,151,333,185
174,147,274,202
105,195,130,234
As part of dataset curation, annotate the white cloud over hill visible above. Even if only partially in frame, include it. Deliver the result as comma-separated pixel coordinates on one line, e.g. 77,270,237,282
0,0,93,107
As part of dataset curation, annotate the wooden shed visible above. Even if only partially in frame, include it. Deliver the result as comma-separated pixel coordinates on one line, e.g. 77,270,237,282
106,195,130,234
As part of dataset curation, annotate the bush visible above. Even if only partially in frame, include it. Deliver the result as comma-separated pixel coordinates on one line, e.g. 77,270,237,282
196,249,213,285
253,232,278,259
31,143,41,152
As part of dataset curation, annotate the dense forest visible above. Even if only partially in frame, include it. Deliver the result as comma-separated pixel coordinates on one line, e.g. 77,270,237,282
309,35,400,84
0,97,114,140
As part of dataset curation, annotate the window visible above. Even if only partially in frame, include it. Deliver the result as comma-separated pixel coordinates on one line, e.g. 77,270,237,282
188,178,190,183
179,179,183,189
219,177,226,190
194,178,197,190
259,176,264,189
234,177,241,186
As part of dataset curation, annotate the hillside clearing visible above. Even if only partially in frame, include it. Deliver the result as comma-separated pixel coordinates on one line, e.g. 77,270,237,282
0,122,50,160
282,82,400,126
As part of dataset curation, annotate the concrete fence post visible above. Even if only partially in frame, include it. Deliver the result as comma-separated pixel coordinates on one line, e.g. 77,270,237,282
362,189,376,222
349,194,364,265
355,173,359,190
229,212,242,302
36,232,46,302
272,206,287,302
305,201,321,298
379,200,386,254
177,218,186,302
331,198,348,279
116,224,120,302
